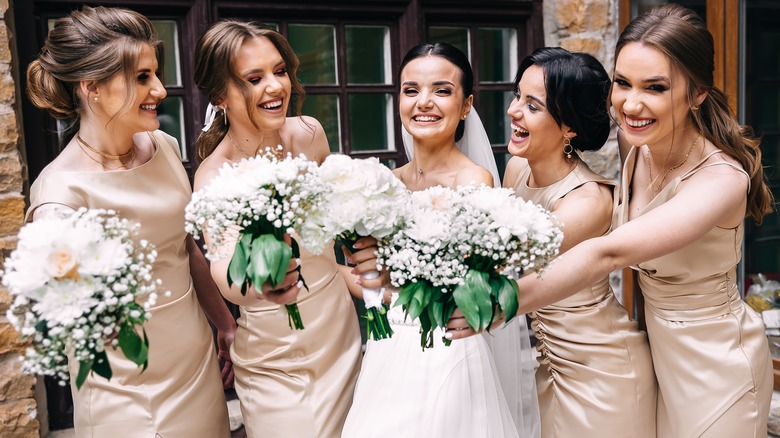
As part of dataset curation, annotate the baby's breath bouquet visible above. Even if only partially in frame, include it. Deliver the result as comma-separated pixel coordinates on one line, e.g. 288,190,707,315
304,154,409,340
185,150,326,330
2,208,159,389
378,185,563,349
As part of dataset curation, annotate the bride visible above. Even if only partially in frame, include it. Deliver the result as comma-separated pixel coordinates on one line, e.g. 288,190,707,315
341,42,539,438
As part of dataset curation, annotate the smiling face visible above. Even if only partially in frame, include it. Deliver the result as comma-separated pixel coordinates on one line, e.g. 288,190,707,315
399,55,472,144
96,44,166,135
223,36,291,132
506,64,566,161
611,42,695,149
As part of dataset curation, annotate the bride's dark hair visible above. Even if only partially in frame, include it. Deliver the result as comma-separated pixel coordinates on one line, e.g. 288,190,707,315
398,43,474,142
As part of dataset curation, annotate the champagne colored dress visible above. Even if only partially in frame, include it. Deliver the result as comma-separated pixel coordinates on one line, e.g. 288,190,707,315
513,159,657,438
231,242,362,438
26,131,229,437
618,147,773,437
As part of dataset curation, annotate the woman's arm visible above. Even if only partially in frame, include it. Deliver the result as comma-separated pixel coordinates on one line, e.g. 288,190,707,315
447,161,749,338
187,235,236,387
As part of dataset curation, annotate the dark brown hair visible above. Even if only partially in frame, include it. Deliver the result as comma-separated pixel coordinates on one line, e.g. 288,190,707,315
614,3,774,223
26,6,161,141
193,20,305,160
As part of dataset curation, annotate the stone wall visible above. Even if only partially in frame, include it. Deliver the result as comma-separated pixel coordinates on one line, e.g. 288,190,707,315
0,0,39,436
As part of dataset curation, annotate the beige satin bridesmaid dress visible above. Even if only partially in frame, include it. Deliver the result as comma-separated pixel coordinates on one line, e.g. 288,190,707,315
27,131,229,437
230,242,362,438
618,147,773,437
513,159,657,437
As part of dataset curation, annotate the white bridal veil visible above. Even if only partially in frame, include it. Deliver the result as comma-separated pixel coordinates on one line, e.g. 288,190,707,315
401,110,541,437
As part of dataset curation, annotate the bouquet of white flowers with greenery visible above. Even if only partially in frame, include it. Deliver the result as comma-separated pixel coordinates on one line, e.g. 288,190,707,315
304,154,409,340
378,184,563,349
185,150,326,330
2,208,159,389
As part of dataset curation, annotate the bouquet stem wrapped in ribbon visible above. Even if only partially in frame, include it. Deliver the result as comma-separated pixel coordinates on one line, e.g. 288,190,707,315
379,185,563,349
299,154,409,340
2,208,160,388
186,150,326,330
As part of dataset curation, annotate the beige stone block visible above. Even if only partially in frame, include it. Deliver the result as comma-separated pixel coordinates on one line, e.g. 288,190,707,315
0,358,35,402
0,110,19,153
0,194,24,236
0,322,26,355
556,0,586,33
561,38,602,56
0,66,16,103
0,23,10,65
0,152,22,193
588,0,610,31
0,287,11,314
0,399,40,438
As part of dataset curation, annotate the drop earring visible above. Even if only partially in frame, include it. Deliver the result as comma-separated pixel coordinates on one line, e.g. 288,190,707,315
563,137,573,159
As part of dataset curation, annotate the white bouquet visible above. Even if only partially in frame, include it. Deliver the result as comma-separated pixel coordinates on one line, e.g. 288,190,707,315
2,208,159,388
185,151,327,329
303,154,409,340
378,185,563,349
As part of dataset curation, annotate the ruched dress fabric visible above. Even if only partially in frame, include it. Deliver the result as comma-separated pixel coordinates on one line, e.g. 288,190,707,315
512,159,657,438
231,241,362,438
618,147,773,438
26,131,229,438
341,293,527,438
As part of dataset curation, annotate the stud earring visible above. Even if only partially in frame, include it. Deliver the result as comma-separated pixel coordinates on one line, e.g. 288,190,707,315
93,96,98,101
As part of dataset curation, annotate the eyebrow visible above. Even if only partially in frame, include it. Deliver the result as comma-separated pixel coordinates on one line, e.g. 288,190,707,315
401,80,455,87
241,61,285,76
614,71,670,84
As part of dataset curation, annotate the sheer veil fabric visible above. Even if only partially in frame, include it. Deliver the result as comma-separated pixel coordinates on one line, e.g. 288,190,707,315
401,110,541,437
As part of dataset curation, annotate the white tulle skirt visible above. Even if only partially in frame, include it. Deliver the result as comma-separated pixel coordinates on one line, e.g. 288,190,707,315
342,304,539,438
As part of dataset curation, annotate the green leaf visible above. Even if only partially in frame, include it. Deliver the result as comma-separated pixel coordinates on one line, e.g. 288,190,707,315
227,234,250,289
76,359,92,389
496,275,520,324
118,324,146,366
406,282,432,321
91,350,113,381
453,270,493,331
249,234,292,288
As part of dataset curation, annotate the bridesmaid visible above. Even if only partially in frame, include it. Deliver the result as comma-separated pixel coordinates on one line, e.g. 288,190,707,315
192,20,367,437
24,6,232,437
502,47,656,437
449,4,774,437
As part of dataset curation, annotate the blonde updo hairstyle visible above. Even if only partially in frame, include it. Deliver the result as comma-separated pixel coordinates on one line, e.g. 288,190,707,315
26,6,161,140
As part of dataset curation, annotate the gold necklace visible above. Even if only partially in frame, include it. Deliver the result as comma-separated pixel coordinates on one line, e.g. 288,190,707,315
77,133,134,160
644,134,700,193
227,131,285,160
76,139,135,170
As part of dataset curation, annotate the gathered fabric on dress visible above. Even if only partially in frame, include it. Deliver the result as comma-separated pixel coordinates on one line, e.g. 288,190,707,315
342,292,531,438
26,131,229,438
618,147,773,438
513,159,657,438
231,242,362,438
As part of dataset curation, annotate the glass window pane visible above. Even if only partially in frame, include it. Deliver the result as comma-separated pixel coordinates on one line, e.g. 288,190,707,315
157,96,186,160
479,90,514,146
754,85,780,129
301,94,341,153
346,25,391,85
289,24,337,85
380,158,397,170
348,93,394,152
428,27,470,59
151,20,181,87
477,28,517,83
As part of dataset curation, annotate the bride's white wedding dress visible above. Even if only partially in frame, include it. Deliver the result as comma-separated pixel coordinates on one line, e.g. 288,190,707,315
341,296,537,438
